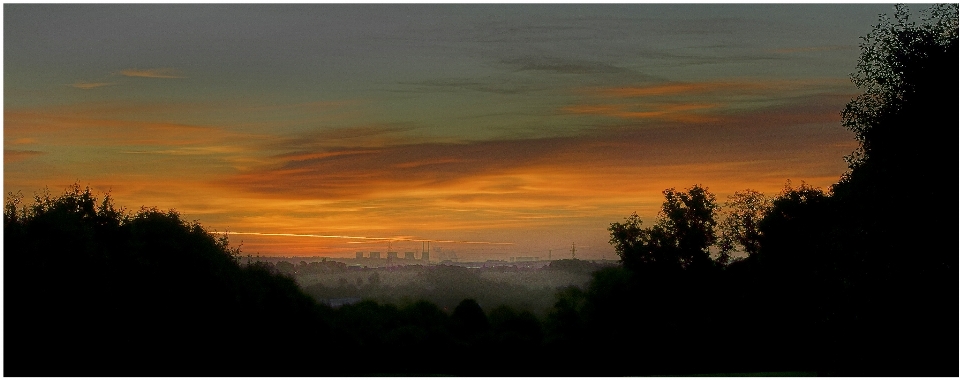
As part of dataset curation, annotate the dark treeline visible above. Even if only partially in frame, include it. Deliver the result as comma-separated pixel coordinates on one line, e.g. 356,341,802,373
4,4,956,376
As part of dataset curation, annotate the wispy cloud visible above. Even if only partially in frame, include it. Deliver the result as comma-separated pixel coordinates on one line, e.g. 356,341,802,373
267,124,423,152
212,231,514,245
503,56,631,75
9,138,37,145
9,91,852,257
119,146,245,156
582,79,847,98
775,45,854,54
563,78,854,123
4,111,243,146
4,149,45,163
119,68,185,78
69,82,114,90
590,81,767,97
222,90,854,206
395,78,548,95
562,103,721,122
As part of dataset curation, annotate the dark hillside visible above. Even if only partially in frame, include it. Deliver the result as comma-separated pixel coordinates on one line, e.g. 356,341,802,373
4,185,334,376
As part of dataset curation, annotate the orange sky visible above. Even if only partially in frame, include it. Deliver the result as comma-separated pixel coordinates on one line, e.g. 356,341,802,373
3,4,892,260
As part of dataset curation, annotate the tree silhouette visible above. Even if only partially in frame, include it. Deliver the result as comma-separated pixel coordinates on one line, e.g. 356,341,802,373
827,4,958,375
840,4,958,176
609,185,719,272
4,185,335,376
450,298,489,342
716,189,771,263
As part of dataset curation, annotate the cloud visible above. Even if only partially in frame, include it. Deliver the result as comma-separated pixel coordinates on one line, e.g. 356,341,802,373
502,56,631,75
590,81,767,97
562,103,721,123
119,68,185,78
221,90,854,206
583,79,846,98
9,138,37,145
267,124,423,152
119,146,245,156
4,149,45,163
775,45,854,54
69,82,114,90
213,231,514,245
4,110,246,147
41,90,852,257
395,78,548,95
562,78,854,123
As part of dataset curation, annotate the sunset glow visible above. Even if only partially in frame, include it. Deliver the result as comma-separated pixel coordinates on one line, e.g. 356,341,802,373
4,4,897,260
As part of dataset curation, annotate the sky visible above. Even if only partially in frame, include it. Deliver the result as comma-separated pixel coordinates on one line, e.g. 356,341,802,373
4,3,900,261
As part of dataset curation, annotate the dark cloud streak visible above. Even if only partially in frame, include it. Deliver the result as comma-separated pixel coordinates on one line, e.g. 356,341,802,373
223,91,853,201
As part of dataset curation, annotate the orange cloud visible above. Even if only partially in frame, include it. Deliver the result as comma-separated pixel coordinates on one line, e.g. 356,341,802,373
69,82,114,90
222,92,854,210
119,68,185,78
4,110,247,146
586,78,847,98
565,78,855,125
563,102,721,122
3,85,860,258
595,81,765,97
218,231,514,245
9,138,36,145
4,149,45,163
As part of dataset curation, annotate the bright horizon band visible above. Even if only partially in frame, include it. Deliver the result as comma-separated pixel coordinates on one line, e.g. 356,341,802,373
213,231,516,245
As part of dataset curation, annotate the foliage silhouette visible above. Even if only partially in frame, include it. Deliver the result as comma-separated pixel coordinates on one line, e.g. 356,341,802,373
716,189,772,263
4,185,334,376
827,4,958,375
4,187,576,375
593,5,958,375
450,298,490,343
609,184,720,273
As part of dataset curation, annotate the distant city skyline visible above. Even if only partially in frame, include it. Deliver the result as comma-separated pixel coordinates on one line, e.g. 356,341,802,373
4,3,898,260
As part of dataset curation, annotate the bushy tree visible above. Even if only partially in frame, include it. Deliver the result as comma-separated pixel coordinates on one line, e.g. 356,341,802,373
833,3,957,262
4,184,334,376
594,5,957,376
609,185,719,272
717,189,772,264
840,3,958,177
829,5,957,375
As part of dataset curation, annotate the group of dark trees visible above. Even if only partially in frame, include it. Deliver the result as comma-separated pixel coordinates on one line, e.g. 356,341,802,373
3,186,336,375
599,4,957,376
3,4,955,376
0,185,606,376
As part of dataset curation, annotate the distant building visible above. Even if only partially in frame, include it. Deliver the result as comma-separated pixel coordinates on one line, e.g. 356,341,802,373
404,252,415,259
387,252,398,259
356,252,364,259
421,251,430,262
511,256,540,262
369,252,381,259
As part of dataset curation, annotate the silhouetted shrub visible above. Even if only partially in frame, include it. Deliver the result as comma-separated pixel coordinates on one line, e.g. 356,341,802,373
4,185,333,376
